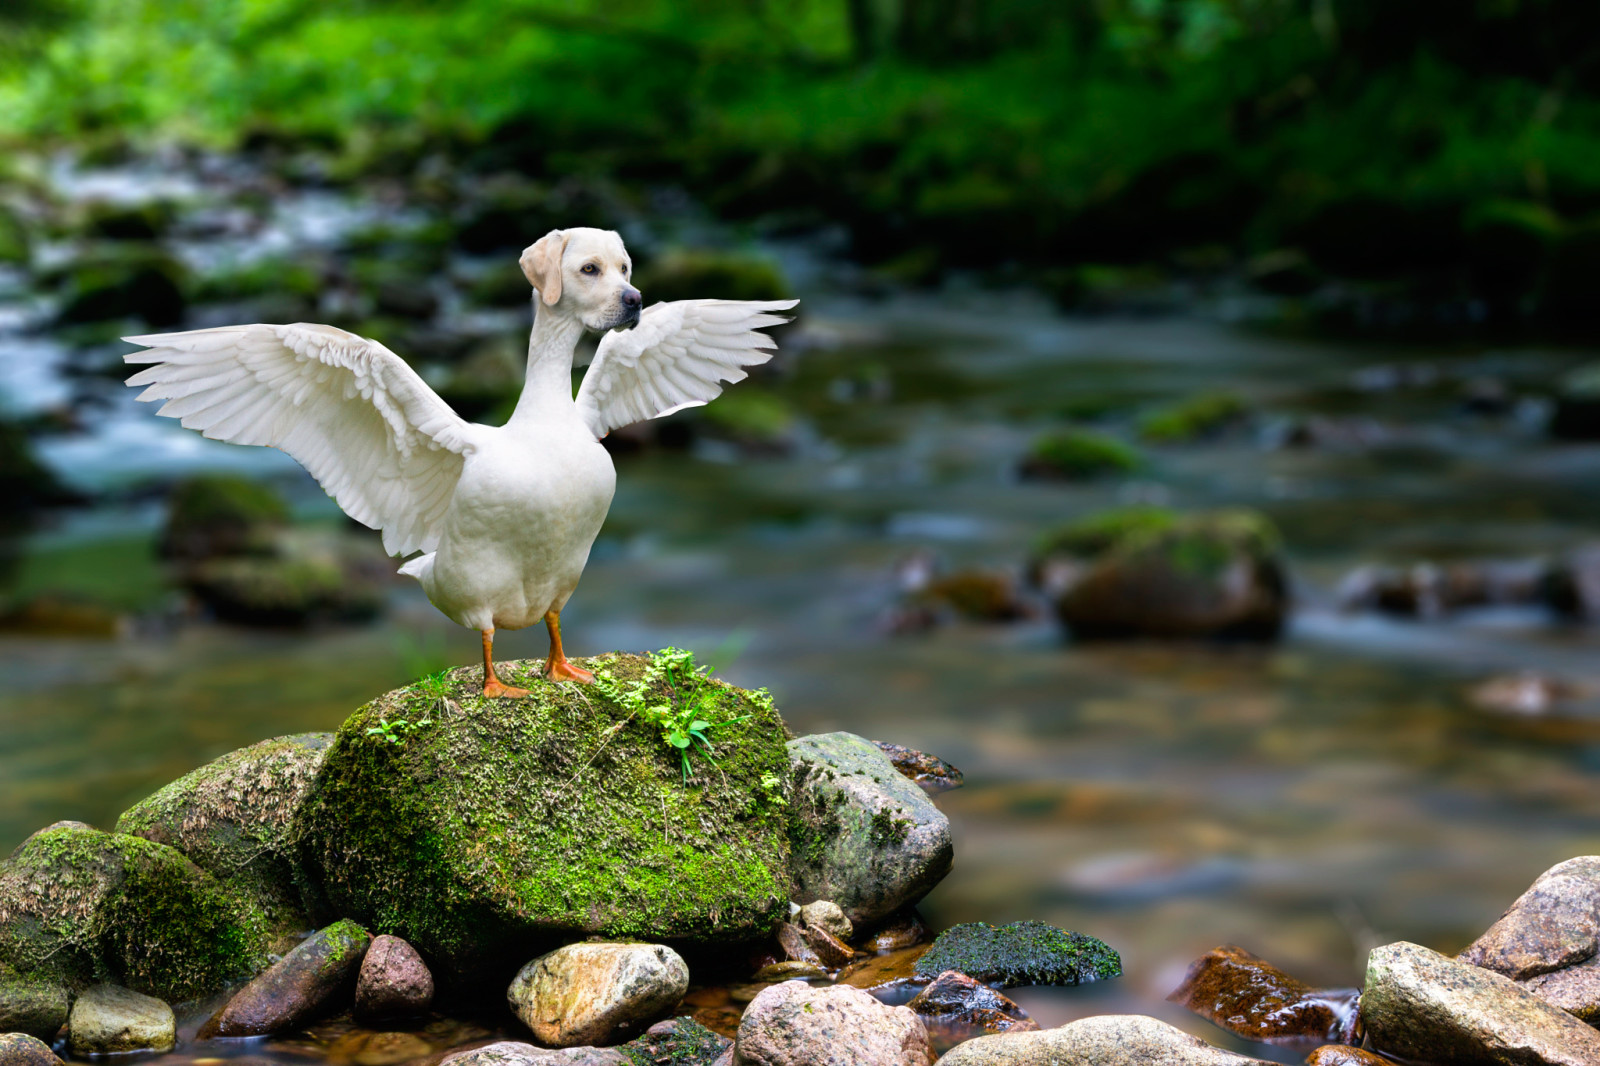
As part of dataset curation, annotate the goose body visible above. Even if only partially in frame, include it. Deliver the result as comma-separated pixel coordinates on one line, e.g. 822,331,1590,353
122,227,796,692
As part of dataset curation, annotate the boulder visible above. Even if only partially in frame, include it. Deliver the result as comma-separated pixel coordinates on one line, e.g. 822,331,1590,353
913,921,1120,988
0,963,70,1040
731,981,932,1066
157,474,289,562
1018,430,1141,481
1459,856,1600,1022
295,653,792,979
356,934,434,1021
1168,944,1355,1042
935,1014,1272,1065
627,1017,731,1064
0,824,268,1001
634,248,791,305
872,744,963,795
1139,392,1250,443
507,942,688,1048
1361,941,1600,1065
67,983,175,1056
905,970,1038,1036
1053,509,1287,640
0,1032,62,1065
184,543,387,625
115,732,332,944
200,919,371,1037
54,248,188,327
786,732,952,925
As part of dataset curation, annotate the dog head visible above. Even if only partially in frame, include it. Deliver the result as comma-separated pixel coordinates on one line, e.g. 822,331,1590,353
520,227,641,331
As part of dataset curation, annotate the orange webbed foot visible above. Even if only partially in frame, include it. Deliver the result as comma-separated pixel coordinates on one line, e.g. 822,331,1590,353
483,678,532,699
545,659,596,684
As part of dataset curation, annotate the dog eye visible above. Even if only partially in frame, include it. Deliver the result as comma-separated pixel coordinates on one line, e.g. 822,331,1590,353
581,263,599,275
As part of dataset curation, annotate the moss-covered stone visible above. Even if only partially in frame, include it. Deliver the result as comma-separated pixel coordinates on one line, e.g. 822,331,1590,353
185,552,384,625
1034,506,1180,561
0,825,269,1002
1138,392,1249,443
0,961,70,1040
115,733,332,946
159,474,289,562
53,248,188,327
1054,508,1287,641
1019,430,1141,480
913,921,1121,988
634,249,791,304
294,654,793,981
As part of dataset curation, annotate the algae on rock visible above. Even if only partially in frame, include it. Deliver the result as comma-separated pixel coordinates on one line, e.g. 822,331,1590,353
116,732,332,946
0,824,269,1002
914,920,1121,988
295,653,794,979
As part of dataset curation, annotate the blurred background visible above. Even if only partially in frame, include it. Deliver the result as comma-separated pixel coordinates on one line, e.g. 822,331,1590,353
2,1,1600,1059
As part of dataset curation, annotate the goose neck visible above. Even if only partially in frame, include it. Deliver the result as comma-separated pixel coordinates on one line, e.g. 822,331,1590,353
509,307,584,426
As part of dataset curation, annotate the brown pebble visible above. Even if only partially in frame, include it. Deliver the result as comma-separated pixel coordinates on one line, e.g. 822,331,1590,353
1305,1046,1390,1066
355,934,434,1021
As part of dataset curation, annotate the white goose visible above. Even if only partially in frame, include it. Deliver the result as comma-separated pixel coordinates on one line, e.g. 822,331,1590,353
123,227,797,696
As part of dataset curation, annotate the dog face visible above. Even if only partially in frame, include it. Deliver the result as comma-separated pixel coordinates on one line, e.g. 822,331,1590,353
520,227,642,331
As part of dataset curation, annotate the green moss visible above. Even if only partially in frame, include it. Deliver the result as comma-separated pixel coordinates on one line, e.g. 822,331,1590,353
868,808,912,847
1035,506,1179,559
1022,430,1141,480
619,1017,728,1065
0,825,269,1002
913,920,1121,988
295,653,793,980
701,388,797,443
115,733,332,944
635,249,791,304
1138,392,1249,443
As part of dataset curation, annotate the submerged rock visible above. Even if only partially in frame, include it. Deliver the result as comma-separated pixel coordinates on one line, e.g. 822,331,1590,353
0,1032,62,1066
1361,940,1600,1065
507,942,689,1048
872,743,964,795
0,963,70,1040
786,732,953,925
67,983,175,1056
295,653,792,979
1304,1048,1391,1066
0,824,268,1001
1168,944,1356,1043
115,732,332,944
1459,856,1600,1022
201,919,371,1037
356,934,434,1022
913,920,1120,988
905,970,1039,1036
935,1014,1271,1065
1041,509,1287,641
1338,558,1551,618
732,981,932,1066
443,1042,626,1065
863,909,933,953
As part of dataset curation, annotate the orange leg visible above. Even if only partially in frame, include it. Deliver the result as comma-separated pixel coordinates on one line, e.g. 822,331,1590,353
481,629,530,699
543,611,595,683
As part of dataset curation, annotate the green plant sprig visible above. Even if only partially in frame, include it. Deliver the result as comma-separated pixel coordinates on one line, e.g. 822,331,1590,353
595,647,764,784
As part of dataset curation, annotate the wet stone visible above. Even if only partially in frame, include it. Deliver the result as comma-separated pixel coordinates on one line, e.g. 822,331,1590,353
201,919,372,1037
327,1029,436,1066
906,970,1039,1039
872,743,965,794
355,934,434,1022
864,909,932,953
775,922,819,966
838,945,930,993
1361,940,1600,1066
936,1014,1273,1065
0,1032,64,1065
0,964,70,1040
732,981,932,1066
913,921,1120,989
68,982,175,1056
507,941,689,1048
798,900,853,942
1459,855,1600,1022
1168,944,1356,1043
442,1043,627,1065
1304,1047,1391,1066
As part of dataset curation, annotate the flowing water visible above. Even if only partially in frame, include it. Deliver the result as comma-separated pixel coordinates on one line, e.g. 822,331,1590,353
3,153,1600,1062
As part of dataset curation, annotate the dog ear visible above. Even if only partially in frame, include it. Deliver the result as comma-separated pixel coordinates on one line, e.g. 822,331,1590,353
520,230,569,306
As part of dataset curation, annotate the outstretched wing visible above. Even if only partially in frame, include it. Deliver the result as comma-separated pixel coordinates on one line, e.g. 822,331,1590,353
124,322,475,557
575,298,798,440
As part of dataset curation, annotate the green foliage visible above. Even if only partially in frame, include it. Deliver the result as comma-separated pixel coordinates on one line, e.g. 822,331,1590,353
1036,506,1180,559
364,713,433,747
595,647,761,784
1023,429,1141,480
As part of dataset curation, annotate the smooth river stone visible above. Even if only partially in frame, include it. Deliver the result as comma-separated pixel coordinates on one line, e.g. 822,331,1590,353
1362,940,1600,1066
0,1032,64,1065
68,983,175,1055
935,1014,1272,1065
355,934,434,1021
732,981,932,1066
1168,944,1354,1042
508,942,688,1047
201,918,371,1037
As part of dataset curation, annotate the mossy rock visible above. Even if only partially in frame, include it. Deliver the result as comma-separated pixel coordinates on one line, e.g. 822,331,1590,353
1138,392,1249,443
0,825,270,1002
1018,430,1140,481
0,204,30,265
294,653,793,982
1034,506,1179,561
913,920,1120,988
184,552,383,626
80,200,175,242
115,733,333,946
635,249,791,305
698,388,798,449
1053,509,1287,641
0,961,70,1040
159,474,290,562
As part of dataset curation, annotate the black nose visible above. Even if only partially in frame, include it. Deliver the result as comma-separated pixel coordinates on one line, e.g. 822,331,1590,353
621,288,642,310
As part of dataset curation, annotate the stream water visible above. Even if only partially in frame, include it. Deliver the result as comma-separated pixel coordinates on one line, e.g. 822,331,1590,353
3,152,1600,1063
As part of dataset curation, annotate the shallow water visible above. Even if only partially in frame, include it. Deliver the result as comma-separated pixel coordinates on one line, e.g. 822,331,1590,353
3,155,1600,1062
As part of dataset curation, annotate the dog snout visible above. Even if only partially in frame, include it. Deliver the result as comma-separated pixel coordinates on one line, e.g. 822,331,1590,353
620,288,642,310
